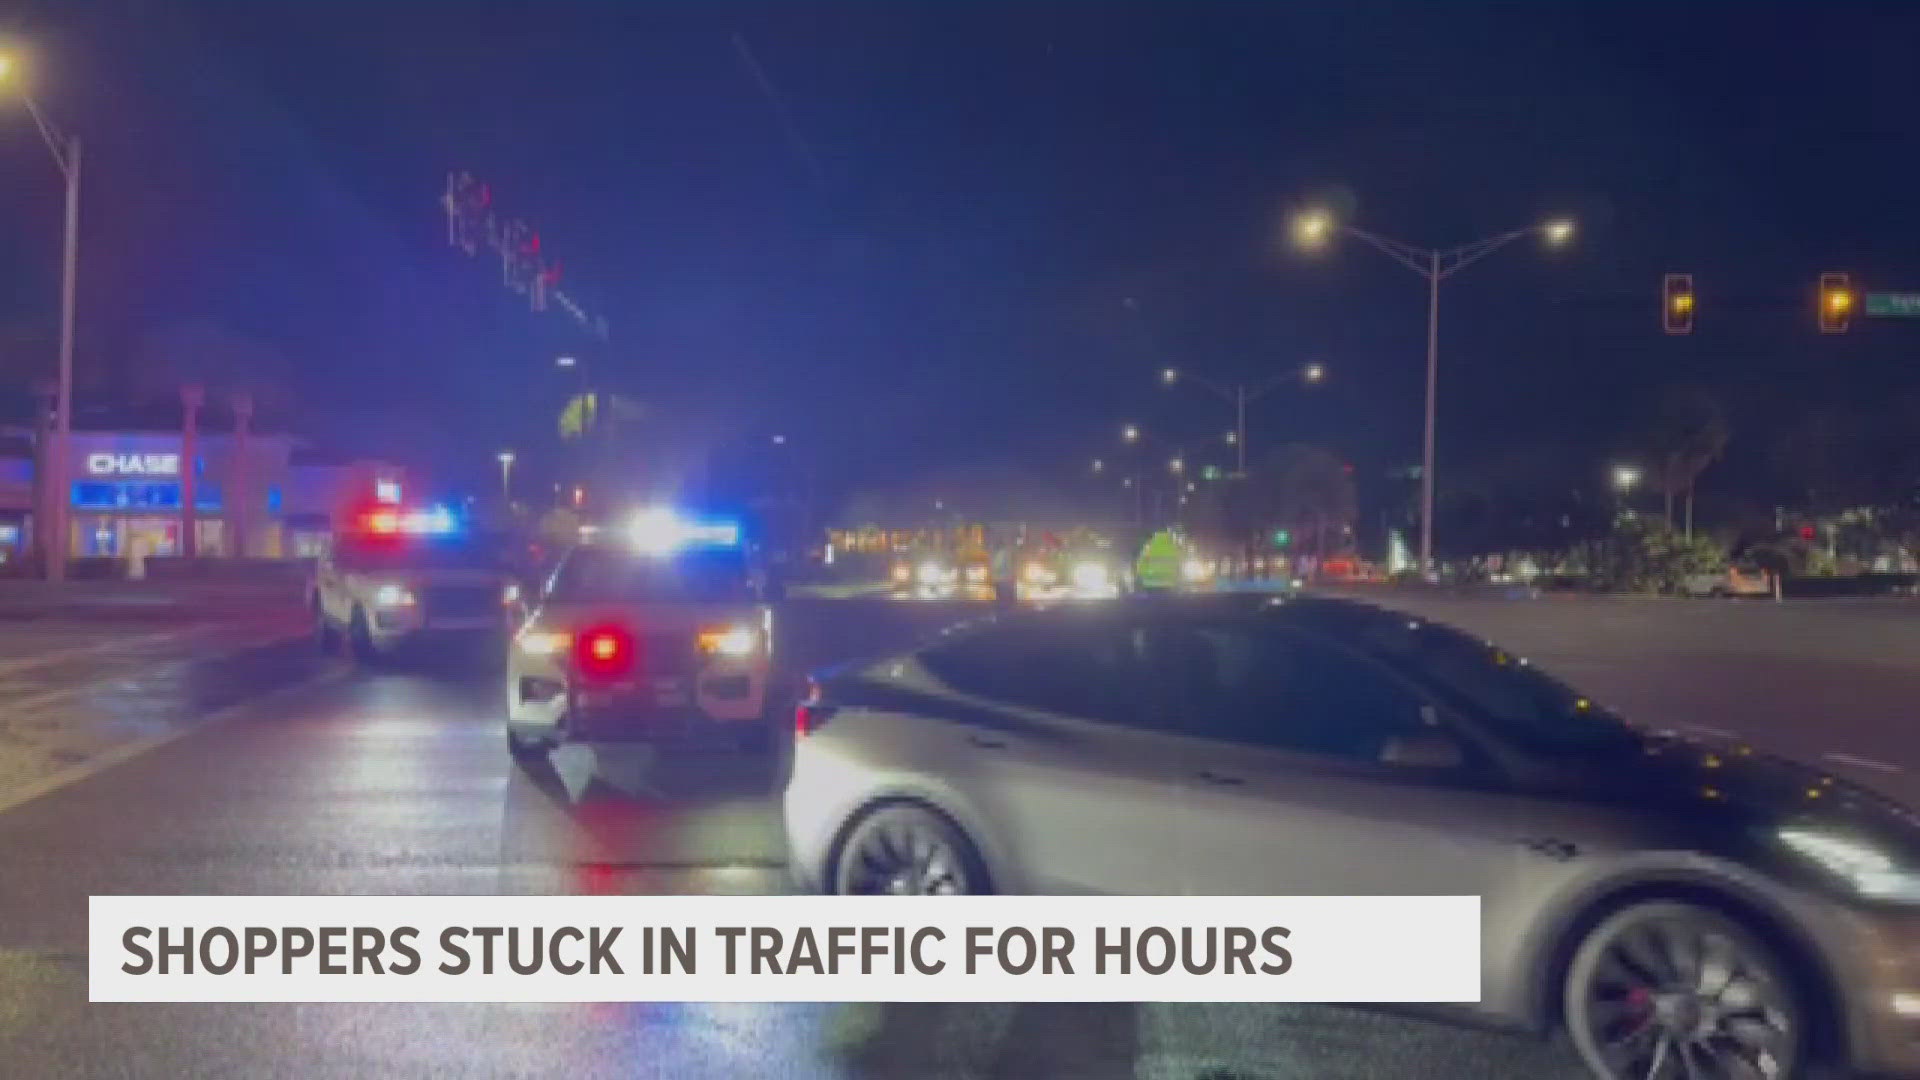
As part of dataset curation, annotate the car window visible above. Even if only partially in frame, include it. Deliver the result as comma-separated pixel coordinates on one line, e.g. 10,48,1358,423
548,545,756,603
920,618,1147,725
1148,619,1433,762
1329,615,1642,757
336,542,502,573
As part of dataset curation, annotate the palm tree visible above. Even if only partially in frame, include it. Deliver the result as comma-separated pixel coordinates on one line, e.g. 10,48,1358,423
1641,388,1730,538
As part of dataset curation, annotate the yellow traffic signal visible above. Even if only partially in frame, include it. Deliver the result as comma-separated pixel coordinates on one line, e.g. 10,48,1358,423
1820,272,1852,333
1663,273,1694,335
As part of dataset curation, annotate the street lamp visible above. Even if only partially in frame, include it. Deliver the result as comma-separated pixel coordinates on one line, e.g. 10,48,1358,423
1612,464,1641,494
1091,458,1104,473
2,51,81,581
1160,363,1324,475
496,449,516,503
1122,423,1140,444
1291,204,1575,573
1169,456,1185,475
555,355,578,369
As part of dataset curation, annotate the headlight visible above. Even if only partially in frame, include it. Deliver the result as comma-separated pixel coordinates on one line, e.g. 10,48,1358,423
698,624,758,657
1181,558,1209,582
1780,827,1920,901
1071,561,1109,591
518,628,573,656
372,584,416,607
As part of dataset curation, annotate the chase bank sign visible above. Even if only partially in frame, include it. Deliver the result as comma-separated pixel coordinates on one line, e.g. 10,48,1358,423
86,452,181,477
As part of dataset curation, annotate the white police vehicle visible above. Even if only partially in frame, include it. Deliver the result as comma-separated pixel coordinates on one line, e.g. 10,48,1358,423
313,504,519,663
505,507,778,759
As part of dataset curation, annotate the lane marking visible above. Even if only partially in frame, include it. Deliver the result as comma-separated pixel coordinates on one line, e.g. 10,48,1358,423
1823,752,1905,773
0,665,348,818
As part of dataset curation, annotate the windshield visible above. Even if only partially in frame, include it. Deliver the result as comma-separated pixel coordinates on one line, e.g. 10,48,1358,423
548,544,755,603
336,542,502,573
1334,616,1642,755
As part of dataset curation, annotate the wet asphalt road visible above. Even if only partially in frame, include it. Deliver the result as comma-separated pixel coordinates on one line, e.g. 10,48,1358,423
0,593,1910,1078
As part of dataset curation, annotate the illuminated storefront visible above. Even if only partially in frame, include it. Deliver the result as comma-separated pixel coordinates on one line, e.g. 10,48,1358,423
0,425,402,561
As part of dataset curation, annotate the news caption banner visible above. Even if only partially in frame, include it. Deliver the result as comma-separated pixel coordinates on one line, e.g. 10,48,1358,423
93,896,1479,1004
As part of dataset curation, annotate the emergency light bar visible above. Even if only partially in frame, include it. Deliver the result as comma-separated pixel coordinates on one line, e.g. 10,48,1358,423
361,505,459,536
625,507,741,555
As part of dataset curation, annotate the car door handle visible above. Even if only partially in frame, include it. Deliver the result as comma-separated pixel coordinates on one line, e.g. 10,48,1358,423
1195,769,1245,786
966,733,1007,750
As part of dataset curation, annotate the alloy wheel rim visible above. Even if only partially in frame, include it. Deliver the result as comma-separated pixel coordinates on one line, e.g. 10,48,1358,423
846,818,968,895
1581,916,1795,1080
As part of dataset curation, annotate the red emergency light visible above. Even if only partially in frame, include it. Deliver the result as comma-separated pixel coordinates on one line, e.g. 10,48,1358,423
573,623,636,681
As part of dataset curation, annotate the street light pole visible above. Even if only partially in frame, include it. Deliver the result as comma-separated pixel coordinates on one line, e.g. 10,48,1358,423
1235,386,1246,476
14,89,80,580
496,450,516,504
1423,248,1439,578
1294,211,1573,573
1163,365,1318,479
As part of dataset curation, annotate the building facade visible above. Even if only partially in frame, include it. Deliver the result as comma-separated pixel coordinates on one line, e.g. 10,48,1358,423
0,425,403,564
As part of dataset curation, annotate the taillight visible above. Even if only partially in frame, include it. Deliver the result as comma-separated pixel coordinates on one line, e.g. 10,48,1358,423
794,678,822,737
574,623,636,681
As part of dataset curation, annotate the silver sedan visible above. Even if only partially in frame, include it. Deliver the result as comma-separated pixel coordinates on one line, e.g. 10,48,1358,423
783,593,1920,1080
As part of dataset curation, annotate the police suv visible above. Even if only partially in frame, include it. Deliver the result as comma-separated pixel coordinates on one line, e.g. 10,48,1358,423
313,504,520,663
505,508,778,759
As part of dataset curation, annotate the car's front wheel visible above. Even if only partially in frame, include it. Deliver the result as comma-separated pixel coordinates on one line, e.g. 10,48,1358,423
1564,900,1808,1080
832,803,987,896
348,607,383,665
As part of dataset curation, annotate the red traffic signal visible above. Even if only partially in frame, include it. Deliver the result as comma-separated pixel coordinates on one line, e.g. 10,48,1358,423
1819,272,1853,334
1662,273,1694,335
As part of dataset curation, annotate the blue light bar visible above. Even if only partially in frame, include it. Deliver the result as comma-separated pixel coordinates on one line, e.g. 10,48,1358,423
626,508,741,555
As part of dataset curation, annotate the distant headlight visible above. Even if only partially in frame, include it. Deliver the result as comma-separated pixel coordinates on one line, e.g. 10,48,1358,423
1780,827,1920,902
1181,558,1209,582
373,584,416,607
698,623,758,658
1071,561,1110,591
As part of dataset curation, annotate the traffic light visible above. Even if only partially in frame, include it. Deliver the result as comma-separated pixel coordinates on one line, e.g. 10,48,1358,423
1819,272,1853,334
1272,529,1291,548
1662,273,1694,335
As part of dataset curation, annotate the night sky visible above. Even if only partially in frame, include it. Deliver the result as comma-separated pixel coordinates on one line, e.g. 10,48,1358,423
3,2,1919,519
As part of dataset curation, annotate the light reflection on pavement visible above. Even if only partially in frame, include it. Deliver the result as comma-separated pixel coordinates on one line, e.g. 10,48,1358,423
0,596,1898,1077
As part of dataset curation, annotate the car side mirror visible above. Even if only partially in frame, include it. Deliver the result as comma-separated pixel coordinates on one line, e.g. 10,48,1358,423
1379,732,1464,770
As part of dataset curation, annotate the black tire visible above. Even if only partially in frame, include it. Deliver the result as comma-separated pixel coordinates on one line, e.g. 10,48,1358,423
1563,900,1808,1080
348,607,382,665
507,729,554,761
831,803,989,896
